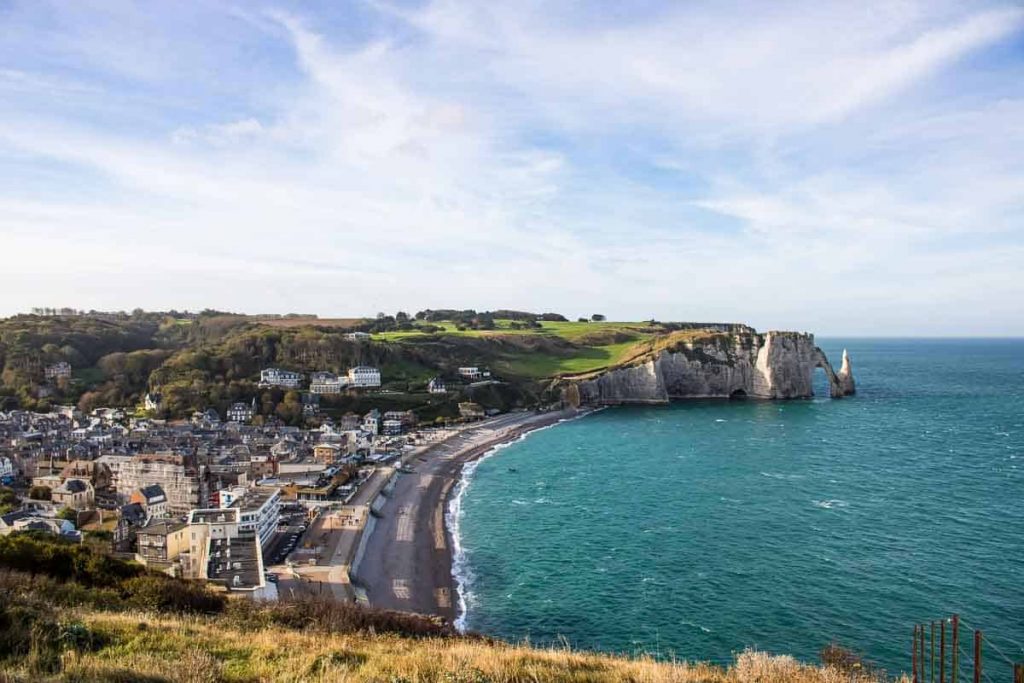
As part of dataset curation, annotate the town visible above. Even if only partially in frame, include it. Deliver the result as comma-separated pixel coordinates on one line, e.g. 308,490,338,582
0,362,501,599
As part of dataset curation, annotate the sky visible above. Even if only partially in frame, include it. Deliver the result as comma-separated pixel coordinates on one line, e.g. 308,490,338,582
1,1,1023,335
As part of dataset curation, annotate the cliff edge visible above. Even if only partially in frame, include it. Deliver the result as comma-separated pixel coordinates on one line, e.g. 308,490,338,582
563,329,855,405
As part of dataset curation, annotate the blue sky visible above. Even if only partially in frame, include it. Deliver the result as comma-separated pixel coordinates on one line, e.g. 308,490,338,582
1,1,1023,335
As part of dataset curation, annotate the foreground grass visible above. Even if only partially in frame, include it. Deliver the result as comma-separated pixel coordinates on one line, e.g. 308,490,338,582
0,609,903,683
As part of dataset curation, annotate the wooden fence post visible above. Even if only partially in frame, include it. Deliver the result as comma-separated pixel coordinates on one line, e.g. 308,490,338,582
940,620,946,683
974,630,982,683
933,622,937,683
1012,663,1022,683
914,625,919,683
952,615,960,683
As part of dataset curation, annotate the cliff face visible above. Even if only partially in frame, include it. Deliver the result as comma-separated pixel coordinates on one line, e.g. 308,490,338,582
571,331,855,405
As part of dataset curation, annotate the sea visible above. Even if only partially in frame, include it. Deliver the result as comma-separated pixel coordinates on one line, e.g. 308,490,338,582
448,339,1024,678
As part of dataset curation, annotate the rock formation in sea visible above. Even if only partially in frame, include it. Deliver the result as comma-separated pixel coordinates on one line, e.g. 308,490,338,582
565,330,855,405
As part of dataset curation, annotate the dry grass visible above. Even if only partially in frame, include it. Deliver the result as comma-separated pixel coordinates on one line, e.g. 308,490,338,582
0,609,906,683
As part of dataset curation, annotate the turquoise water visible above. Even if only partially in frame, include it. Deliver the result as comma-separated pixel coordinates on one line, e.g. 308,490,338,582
452,339,1024,677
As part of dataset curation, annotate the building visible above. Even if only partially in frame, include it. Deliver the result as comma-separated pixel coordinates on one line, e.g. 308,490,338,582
0,456,13,484
113,502,148,552
346,366,381,388
339,413,361,431
135,519,189,567
313,443,342,465
343,331,371,342
143,392,162,412
44,361,72,380
459,402,486,419
0,510,80,542
51,478,94,511
458,367,483,381
116,454,207,516
224,486,281,548
128,484,169,518
248,454,277,480
259,368,303,389
226,400,256,423
309,372,348,394
185,508,263,591
382,410,416,435
427,377,447,394
362,409,380,435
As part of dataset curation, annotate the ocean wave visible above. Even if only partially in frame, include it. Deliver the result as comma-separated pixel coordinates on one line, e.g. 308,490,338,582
760,471,804,480
448,410,599,632
812,499,849,509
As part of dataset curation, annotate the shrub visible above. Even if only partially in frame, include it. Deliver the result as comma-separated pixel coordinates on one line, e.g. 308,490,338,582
122,575,226,614
226,598,454,639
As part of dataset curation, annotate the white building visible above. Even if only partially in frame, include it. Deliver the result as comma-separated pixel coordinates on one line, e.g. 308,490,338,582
219,485,281,548
0,457,13,481
143,393,162,411
427,377,447,394
458,367,483,380
44,361,72,380
226,400,256,423
259,368,303,389
347,366,381,388
309,372,349,395
344,332,371,342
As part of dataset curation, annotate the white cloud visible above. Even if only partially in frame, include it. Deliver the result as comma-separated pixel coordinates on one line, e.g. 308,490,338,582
0,1,1021,334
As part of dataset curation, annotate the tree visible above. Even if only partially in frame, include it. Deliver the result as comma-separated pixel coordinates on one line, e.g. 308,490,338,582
591,314,606,322
57,507,78,522
395,311,410,322
28,485,51,501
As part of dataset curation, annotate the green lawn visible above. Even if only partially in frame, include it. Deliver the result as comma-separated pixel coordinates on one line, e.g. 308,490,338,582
496,339,644,377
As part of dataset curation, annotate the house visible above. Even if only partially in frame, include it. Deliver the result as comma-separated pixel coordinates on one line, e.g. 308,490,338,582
51,478,94,511
343,331,371,342
129,484,169,518
339,413,361,430
458,367,483,381
428,377,447,394
44,361,72,381
346,366,381,388
226,399,256,424
459,402,486,420
143,392,163,412
191,409,221,427
113,502,148,553
0,510,80,542
362,409,381,435
382,410,416,435
259,368,303,389
0,456,13,484
313,443,342,465
135,520,189,567
309,372,348,394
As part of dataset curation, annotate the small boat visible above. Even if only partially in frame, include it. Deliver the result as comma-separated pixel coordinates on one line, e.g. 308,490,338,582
507,467,518,473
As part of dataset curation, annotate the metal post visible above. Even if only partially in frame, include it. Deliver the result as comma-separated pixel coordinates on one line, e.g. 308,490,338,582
952,615,960,683
933,622,937,683
940,620,946,683
974,630,982,683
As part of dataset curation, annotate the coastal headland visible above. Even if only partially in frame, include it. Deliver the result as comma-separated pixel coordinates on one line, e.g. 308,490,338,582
352,408,584,620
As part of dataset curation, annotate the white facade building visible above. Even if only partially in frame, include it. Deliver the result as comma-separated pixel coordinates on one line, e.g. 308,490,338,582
458,367,483,380
44,362,72,380
259,368,303,389
346,366,381,388
309,372,349,394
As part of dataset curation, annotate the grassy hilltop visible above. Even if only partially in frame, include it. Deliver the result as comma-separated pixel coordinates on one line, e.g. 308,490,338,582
0,310,748,421
0,535,895,683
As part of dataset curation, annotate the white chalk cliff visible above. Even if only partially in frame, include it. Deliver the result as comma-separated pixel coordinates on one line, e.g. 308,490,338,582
569,330,855,405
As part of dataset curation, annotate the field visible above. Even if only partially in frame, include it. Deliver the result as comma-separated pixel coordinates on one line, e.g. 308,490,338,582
377,320,661,379
255,317,364,329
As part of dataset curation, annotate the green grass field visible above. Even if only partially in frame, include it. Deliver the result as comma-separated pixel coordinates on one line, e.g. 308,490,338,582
376,320,662,379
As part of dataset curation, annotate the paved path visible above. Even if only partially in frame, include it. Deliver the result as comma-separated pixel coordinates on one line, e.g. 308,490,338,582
353,410,580,620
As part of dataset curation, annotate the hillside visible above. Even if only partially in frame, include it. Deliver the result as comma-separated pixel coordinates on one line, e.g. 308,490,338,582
0,311,748,422
0,610,892,683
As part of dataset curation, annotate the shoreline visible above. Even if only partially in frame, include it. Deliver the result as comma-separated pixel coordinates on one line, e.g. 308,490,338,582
352,407,594,621
446,408,599,630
